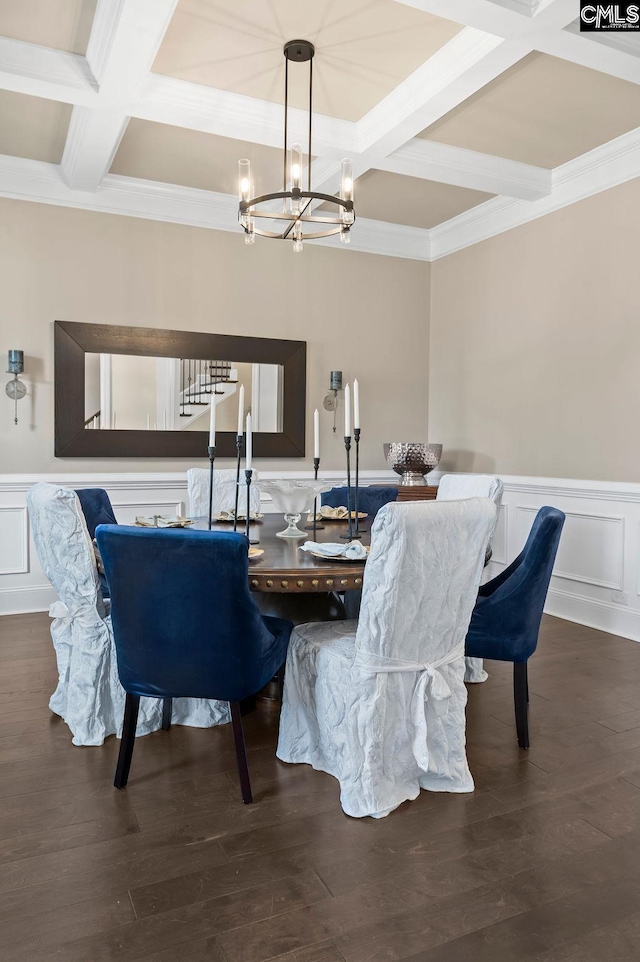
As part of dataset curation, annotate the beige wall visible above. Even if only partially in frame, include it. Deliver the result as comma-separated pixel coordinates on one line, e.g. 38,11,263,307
429,176,640,482
0,198,430,474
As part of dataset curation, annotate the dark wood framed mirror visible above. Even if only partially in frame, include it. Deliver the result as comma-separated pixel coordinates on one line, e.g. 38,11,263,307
54,321,306,458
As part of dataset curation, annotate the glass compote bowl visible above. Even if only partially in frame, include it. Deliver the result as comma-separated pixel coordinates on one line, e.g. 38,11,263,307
257,479,333,538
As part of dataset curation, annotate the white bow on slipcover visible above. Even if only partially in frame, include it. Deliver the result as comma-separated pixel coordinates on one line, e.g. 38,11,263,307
352,643,464,769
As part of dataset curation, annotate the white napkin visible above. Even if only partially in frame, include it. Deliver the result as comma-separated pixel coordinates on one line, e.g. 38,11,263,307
299,540,368,560
134,515,193,528
308,505,361,521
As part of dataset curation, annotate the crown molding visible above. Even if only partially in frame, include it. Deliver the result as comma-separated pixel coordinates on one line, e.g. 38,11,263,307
0,156,432,261
429,124,640,259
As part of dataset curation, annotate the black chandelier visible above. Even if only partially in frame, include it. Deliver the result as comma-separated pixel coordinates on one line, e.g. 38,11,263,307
238,40,355,252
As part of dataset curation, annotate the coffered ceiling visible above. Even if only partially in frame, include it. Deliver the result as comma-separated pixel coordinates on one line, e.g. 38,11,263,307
0,0,639,260
153,0,462,121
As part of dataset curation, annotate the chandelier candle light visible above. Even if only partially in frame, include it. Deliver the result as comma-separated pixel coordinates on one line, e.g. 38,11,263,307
207,399,216,531
233,383,245,533
238,40,355,251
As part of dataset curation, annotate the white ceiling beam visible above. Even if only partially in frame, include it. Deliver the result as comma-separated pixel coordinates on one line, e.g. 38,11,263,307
393,0,576,35
536,28,640,84
133,74,356,157
307,27,532,202
356,29,528,159
396,0,640,84
390,0,526,37
306,0,581,201
0,37,97,105
61,0,179,191
378,139,551,200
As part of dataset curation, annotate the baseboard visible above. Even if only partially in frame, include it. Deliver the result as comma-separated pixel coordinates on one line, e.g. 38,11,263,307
0,584,56,616
545,588,640,643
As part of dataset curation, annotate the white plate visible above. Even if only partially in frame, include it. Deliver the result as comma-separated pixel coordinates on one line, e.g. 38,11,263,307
134,516,194,528
215,512,263,523
307,546,370,563
309,511,368,522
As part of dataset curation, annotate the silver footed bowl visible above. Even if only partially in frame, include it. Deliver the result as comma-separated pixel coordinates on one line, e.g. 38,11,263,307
383,442,443,486
257,479,333,538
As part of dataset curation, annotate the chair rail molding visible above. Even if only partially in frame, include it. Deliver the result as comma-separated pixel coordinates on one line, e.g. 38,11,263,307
3,470,640,643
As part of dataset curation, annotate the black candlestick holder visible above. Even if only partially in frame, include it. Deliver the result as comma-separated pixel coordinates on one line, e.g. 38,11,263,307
233,434,243,533
207,445,216,530
353,427,365,534
340,436,361,541
244,469,259,545
305,457,324,536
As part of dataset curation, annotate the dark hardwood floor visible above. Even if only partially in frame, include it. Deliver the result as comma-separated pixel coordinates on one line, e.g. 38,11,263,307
2,612,640,960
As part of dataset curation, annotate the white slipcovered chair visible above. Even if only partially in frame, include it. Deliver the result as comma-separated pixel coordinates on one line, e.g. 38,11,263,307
27,482,229,746
187,468,261,518
276,497,497,818
437,474,504,683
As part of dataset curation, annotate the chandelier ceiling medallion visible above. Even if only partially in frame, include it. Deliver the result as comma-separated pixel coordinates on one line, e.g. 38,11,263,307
238,40,355,253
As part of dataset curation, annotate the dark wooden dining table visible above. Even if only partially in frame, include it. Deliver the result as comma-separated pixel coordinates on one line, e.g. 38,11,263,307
193,513,372,623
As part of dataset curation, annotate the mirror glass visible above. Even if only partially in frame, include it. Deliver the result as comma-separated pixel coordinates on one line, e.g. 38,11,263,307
84,354,284,433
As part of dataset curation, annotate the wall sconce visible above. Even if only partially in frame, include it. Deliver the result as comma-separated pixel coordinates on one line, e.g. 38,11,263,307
323,370,343,433
5,350,26,425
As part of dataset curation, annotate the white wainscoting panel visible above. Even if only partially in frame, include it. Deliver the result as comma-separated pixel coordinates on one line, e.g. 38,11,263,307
490,504,508,566
3,471,640,643
516,505,625,591
0,506,28,575
484,476,640,642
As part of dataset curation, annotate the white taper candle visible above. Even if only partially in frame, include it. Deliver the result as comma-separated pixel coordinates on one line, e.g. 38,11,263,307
237,383,245,436
314,409,320,459
245,412,252,469
344,383,351,437
353,378,360,430
208,398,216,447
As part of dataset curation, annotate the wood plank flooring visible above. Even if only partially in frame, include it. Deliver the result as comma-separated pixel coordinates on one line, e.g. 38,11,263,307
2,612,640,960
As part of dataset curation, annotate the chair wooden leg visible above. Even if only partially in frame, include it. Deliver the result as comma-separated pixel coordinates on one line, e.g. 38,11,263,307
162,697,172,731
514,662,530,750
114,693,140,789
230,701,253,804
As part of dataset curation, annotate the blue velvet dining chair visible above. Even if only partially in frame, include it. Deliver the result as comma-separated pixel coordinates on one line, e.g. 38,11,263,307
75,488,118,538
76,488,117,599
465,506,565,750
321,485,398,518
95,525,293,803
